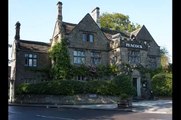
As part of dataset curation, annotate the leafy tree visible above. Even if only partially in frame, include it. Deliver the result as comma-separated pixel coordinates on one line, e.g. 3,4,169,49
100,12,141,32
48,39,72,80
160,47,170,70
151,73,172,97
167,63,172,73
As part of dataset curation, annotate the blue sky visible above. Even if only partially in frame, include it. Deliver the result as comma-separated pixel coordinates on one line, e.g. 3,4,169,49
8,0,172,63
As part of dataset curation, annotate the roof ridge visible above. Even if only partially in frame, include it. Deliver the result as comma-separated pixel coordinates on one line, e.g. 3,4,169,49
19,40,50,46
62,21,77,26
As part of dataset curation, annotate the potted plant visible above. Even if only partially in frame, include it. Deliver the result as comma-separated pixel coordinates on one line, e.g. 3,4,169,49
117,93,132,108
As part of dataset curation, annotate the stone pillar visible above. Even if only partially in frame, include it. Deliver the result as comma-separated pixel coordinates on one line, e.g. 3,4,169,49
9,80,15,103
137,77,141,97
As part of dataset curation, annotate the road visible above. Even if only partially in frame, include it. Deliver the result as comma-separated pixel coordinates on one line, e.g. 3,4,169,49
9,106,172,120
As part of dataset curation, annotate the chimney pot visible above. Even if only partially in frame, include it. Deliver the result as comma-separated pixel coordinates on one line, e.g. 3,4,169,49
57,1,63,21
91,7,101,27
15,21,21,40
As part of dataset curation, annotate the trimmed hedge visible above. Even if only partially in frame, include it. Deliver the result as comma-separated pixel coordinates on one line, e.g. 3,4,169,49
16,74,135,96
151,73,172,97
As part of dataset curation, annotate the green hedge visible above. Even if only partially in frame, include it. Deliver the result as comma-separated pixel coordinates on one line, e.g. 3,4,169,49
16,74,135,96
151,73,172,97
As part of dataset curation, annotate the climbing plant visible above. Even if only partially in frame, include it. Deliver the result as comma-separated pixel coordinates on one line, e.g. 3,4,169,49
48,38,72,80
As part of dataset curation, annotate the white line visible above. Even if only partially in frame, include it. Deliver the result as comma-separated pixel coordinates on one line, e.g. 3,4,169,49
36,115,75,120
150,118,164,120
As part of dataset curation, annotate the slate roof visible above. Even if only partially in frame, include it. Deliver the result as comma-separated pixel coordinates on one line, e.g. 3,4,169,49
101,28,130,40
62,22,76,34
18,40,50,53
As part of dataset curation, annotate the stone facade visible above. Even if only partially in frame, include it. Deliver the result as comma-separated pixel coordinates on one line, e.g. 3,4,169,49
9,1,160,102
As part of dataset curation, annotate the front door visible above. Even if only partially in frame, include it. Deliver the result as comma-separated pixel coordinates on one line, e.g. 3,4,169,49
133,78,137,96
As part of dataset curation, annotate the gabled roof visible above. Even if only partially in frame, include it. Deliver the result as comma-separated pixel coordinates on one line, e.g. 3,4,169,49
18,40,50,53
60,14,130,41
132,25,154,41
67,13,100,34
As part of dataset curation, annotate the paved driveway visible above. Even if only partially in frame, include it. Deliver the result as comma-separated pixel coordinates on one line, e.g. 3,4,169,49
132,100,172,114
59,99,172,114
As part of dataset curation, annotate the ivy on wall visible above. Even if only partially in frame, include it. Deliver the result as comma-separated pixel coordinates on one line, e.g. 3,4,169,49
48,38,72,80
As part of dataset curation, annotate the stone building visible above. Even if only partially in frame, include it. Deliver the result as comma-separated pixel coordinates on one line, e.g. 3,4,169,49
9,1,160,102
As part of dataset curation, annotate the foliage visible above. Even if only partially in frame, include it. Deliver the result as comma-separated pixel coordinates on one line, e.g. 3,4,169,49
160,47,170,70
149,67,164,78
100,12,141,32
70,64,118,80
120,93,129,100
48,39,72,80
15,83,30,94
167,63,172,73
16,80,86,95
16,74,135,96
112,74,136,96
118,63,133,75
151,73,172,97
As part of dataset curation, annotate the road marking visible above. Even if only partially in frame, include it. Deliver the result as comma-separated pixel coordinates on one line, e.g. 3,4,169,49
149,118,164,120
36,115,75,120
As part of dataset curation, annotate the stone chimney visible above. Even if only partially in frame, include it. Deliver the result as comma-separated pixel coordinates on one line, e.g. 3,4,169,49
14,21,21,40
91,7,101,27
57,1,63,22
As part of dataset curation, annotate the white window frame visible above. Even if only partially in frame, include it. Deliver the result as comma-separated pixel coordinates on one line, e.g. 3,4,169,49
73,50,85,64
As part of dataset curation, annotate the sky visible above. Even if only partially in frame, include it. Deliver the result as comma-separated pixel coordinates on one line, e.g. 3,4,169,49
8,0,172,63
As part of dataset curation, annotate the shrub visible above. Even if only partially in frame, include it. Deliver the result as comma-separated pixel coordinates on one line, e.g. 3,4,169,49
16,74,135,96
151,73,172,97
16,83,30,95
112,74,135,96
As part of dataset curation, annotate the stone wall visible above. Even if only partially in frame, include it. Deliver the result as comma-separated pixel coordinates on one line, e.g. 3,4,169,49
15,51,51,86
15,94,119,105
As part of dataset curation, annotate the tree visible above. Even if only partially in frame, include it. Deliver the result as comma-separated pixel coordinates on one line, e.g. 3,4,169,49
100,12,141,32
160,47,170,70
151,73,172,97
48,39,72,80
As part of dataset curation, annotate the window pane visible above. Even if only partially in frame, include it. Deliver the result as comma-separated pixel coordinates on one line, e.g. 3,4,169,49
73,51,77,56
29,54,32,58
89,34,94,42
29,59,32,66
82,34,87,42
77,51,81,56
33,59,37,67
77,58,81,63
33,55,37,58
81,51,85,56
